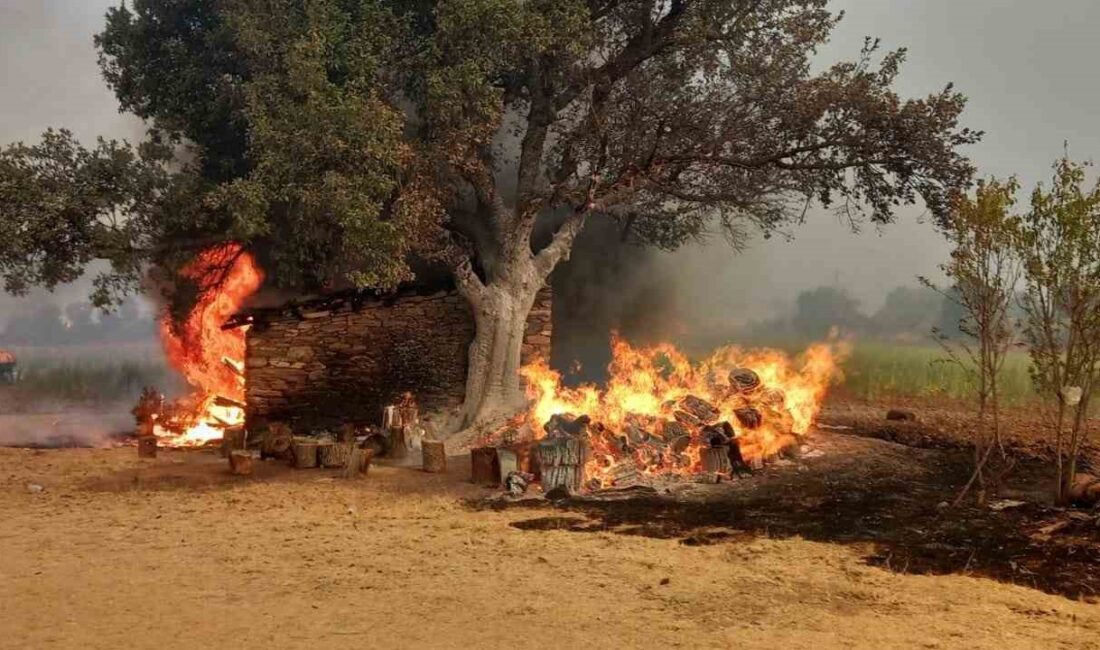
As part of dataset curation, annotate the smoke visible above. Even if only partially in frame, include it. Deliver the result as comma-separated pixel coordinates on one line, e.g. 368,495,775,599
0,402,132,448
8,0,1100,392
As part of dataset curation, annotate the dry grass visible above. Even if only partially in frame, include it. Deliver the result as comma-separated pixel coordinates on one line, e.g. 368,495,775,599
1,447,1097,649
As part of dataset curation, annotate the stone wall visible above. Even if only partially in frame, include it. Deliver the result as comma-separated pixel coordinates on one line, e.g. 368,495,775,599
245,287,552,429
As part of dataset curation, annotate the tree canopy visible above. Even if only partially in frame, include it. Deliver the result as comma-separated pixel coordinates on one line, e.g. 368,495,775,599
0,0,980,424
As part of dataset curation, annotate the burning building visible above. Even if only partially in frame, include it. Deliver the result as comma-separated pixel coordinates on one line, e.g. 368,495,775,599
143,242,553,446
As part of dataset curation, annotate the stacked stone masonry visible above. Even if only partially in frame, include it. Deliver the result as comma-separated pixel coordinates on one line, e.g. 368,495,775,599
245,287,552,429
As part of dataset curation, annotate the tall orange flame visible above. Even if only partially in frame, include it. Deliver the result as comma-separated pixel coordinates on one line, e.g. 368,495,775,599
156,243,263,445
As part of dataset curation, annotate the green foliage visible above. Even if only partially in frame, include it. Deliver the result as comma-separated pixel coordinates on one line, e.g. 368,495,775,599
792,286,867,338
2,0,979,323
215,0,417,289
1015,155,1100,498
97,0,251,182
873,286,944,338
0,129,173,306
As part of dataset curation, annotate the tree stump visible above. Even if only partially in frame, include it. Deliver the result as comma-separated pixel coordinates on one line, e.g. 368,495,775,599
221,426,247,458
702,446,732,474
536,437,589,494
387,426,408,460
292,438,319,469
319,440,351,468
471,447,500,485
422,440,447,473
229,450,253,475
137,436,157,459
337,423,357,443
261,423,294,460
496,448,518,483
343,446,373,479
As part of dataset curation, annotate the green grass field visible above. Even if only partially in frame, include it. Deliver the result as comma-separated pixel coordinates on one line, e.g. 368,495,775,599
839,342,1036,405
4,345,179,405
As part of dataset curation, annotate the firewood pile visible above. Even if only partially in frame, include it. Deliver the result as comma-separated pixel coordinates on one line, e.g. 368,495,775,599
477,368,803,497
247,393,428,477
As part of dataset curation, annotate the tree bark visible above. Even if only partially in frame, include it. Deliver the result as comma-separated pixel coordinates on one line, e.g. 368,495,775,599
457,282,540,428
452,207,588,431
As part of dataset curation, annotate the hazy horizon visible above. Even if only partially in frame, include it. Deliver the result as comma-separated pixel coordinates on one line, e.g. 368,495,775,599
3,0,1100,335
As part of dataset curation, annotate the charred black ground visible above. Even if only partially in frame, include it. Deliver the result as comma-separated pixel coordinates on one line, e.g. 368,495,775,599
483,432,1100,601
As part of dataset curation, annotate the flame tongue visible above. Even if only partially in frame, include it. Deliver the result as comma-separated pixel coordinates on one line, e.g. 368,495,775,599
518,335,842,487
156,244,263,446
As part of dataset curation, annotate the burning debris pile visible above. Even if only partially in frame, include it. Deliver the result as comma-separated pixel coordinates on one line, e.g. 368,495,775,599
485,336,842,493
134,244,264,447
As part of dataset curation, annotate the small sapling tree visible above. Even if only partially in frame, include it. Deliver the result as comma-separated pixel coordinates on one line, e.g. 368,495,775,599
1016,156,1100,503
923,178,1022,504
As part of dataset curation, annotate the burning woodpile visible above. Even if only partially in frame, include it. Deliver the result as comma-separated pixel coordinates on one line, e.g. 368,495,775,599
133,243,264,448
478,336,843,494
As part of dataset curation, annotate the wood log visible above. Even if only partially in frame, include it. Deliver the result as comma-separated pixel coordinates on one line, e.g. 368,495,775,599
261,423,294,461
536,437,589,494
292,438,319,469
422,440,447,473
606,461,640,487
337,423,357,443
319,440,351,468
221,426,247,458
496,448,518,483
730,368,761,394
734,407,763,430
505,441,540,479
361,432,389,457
678,395,720,424
702,446,732,474
886,409,917,422
137,436,157,459
343,446,374,479
387,426,408,460
228,450,253,475
471,447,500,485
1069,473,1100,506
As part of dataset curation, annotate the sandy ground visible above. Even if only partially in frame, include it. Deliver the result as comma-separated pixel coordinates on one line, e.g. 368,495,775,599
1,446,1098,650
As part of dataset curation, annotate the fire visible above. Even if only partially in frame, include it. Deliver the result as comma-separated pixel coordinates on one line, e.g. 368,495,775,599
517,335,844,487
154,243,263,446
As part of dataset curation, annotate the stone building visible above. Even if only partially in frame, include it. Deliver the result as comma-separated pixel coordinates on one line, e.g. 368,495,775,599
238,286,551,430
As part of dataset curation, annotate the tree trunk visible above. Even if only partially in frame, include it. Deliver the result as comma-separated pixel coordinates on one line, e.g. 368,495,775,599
458,282,539,428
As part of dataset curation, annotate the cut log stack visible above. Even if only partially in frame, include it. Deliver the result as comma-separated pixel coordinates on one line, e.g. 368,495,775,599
536,436,589,494
702,446,732,475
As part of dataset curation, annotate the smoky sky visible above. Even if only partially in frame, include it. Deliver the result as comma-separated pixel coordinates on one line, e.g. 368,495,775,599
3,0,1100,331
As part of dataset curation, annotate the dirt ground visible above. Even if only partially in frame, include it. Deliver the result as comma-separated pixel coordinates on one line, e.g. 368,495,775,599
2,434,1099,650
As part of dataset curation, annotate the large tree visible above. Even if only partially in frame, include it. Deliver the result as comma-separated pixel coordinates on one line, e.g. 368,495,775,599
0,0,978,429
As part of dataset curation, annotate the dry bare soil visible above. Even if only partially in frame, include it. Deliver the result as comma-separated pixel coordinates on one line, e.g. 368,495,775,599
2,435,1099,650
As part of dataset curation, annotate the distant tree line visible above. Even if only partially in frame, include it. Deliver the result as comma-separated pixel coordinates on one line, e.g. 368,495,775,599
742,284,985,343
